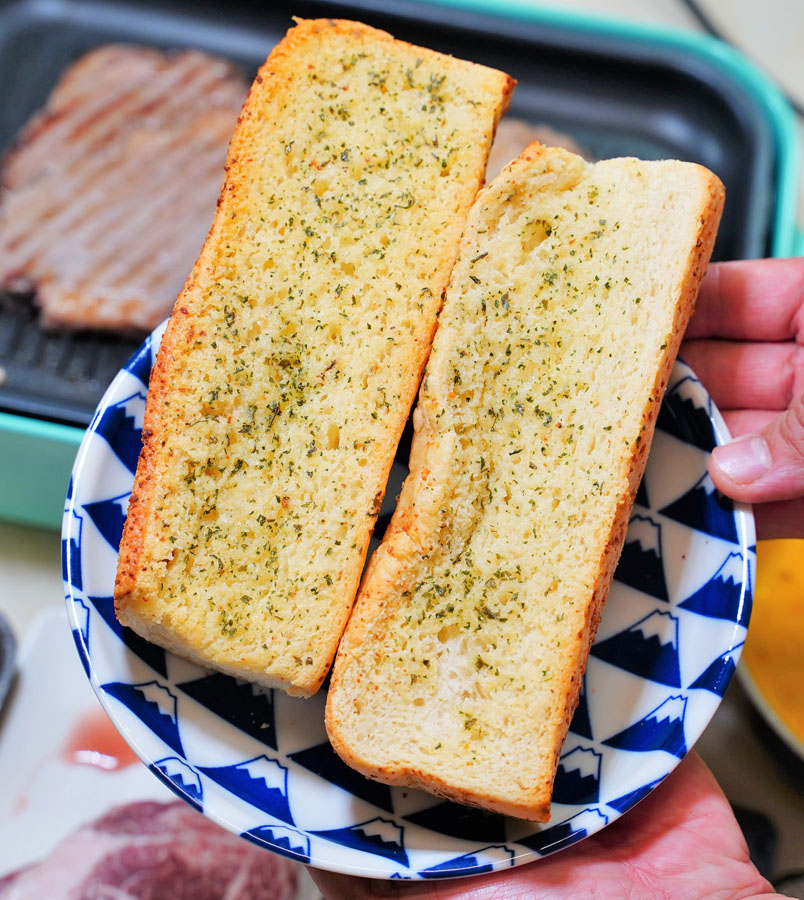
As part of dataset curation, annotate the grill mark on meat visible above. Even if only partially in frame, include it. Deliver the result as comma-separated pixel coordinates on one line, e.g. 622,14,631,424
0,45,249,333
4,48,225,189
56,124,231,269
35,145,231,330
19,122,226,278
4,49,185,188
96,145,232,282
1,58,234,247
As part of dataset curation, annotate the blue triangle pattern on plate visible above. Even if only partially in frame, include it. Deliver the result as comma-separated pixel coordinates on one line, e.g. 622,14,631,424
125,336,153,387
150,756,203,812
62,508,83,591
94,392,145,475
199,756,293,824
659,472,738,544
313,817,408,867
62,344,755,876
590,610,681,686
418,846,515,878
614,515,668,602
72,596,90,644
178,674,278,751
288,742,394,812
402,800,507,842
602,695,687,758
553,746,602,805
605,775,665,813
678,551,750,627
63,535,83,591
89,596,168,677
518,808,609,854
688,642,744,696
84,494,129,552
241,825,311,865
655,375,716,451
568,675,593,739
102,680,183,755
71,628,91,679
71,598,91,679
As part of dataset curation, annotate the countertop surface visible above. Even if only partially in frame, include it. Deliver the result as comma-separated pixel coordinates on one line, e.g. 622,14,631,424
1,0,803,888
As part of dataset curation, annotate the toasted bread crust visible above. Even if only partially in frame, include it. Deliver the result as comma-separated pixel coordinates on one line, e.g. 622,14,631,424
115,19,513,696
326,145,724,818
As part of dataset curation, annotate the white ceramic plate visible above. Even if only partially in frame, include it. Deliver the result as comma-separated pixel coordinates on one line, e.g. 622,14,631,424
63,323,755,879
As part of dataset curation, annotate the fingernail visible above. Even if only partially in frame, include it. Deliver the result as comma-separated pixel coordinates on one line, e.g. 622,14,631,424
712,434,772,484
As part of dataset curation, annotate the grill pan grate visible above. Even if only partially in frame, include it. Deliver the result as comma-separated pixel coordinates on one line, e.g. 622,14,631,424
0,293,139,425
0,0,778,429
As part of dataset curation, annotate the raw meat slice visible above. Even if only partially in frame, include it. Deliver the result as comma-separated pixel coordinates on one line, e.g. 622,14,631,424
0,800,298,900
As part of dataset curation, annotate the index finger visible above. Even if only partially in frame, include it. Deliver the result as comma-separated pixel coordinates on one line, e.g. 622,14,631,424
685,257,804,341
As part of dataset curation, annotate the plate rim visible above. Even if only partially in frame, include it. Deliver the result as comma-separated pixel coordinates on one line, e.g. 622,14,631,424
62,326,756,879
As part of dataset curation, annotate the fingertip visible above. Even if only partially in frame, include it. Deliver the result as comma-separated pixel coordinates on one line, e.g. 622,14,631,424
710,434,772,497
707,452,751,503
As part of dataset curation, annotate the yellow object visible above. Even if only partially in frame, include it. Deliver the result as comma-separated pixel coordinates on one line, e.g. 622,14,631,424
743,539,804,743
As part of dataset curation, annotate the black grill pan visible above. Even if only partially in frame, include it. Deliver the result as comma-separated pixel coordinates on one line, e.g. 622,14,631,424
0,0,776,428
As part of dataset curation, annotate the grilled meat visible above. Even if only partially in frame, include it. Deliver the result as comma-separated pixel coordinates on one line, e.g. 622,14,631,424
0,45,248,334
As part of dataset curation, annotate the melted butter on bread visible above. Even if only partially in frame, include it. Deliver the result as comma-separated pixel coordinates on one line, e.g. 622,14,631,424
326,144,724,820
114,19,513,697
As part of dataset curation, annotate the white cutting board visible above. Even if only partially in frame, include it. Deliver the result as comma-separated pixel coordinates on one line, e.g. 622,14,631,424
0,609,319,898
0,608,173,873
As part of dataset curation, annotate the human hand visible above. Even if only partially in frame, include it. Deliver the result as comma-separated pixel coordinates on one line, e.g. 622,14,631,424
681,258,804,538
308,752,780,900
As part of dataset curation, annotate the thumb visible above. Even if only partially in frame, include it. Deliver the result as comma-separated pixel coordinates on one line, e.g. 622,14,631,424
709,393,804,503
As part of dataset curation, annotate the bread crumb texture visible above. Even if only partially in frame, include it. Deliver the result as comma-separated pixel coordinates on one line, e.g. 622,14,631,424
113,19,512,697
326,144,724,819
